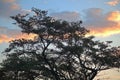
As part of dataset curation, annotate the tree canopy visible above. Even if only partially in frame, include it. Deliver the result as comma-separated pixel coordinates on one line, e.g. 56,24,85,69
0,8,120,80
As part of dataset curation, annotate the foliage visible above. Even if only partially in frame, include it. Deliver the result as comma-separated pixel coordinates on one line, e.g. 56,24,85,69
0,8,120,80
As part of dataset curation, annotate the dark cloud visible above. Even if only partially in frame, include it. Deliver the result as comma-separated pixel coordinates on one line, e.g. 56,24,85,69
0,0,21,17
83,8,117,28
1,6,120,40
48,9,120,37
0,26,36,43
83,8,120,37
51,11,80,22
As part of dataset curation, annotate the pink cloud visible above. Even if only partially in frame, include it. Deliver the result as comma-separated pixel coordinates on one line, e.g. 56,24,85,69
106,0,119,6
3,0,16,3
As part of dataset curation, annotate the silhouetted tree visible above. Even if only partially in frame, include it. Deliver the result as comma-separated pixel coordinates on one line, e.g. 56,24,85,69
0,8,120,80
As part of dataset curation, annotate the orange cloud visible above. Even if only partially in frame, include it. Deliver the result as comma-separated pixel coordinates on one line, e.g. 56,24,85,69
107,11,120,22
0,33,37,43
84,9,120,37
90,11,120,37
0,35,13,43
11,3,20,10
89,24,120,37
107,0,119,6
2,0,19,9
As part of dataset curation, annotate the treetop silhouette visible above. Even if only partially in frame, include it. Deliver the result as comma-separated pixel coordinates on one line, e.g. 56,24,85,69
0,8,120,80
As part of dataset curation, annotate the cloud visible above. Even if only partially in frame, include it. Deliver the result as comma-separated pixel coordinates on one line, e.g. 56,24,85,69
0,0,21,17
0,0,32,18
50,9,120,37
3,0,16,3
0,27,36,43
107,11,120,22
0,35,13,43
83,8,120,37
106,0,119,6
0,34,36,43
0,0,34,43
0,11,80,43
87,24,120,37
51,11,80,22
1,8,120,44
83,8,116,27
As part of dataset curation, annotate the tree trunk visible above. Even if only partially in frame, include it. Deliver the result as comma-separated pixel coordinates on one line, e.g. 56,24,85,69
89,71,97,80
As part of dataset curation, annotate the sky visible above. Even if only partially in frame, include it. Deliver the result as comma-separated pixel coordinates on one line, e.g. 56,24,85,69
0,0,120,79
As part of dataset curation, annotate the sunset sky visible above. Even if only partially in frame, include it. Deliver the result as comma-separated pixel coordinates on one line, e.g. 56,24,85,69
0,0,120,79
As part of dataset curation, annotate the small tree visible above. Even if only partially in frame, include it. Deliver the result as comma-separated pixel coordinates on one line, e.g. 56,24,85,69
1,8,120,80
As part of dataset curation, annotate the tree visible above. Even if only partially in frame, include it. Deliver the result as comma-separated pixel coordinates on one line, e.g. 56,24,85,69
0,8,120,80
